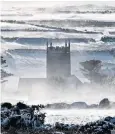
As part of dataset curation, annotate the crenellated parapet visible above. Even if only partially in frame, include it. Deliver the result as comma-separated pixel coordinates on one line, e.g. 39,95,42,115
47,40,70,53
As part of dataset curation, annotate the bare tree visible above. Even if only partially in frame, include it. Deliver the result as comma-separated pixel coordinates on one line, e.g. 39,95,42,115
1,56,13,83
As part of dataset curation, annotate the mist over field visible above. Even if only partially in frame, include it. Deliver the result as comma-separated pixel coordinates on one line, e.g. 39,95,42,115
1,2,115,128
1,1,115,103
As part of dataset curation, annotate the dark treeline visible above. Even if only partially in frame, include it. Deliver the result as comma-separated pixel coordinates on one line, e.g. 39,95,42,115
1,101,115,134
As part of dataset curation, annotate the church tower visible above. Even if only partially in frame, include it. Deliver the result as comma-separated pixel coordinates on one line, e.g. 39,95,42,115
47,40,71,78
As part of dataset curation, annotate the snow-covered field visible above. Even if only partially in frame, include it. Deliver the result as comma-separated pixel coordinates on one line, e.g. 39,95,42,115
1,2,115,127
1,1,115,106
44,109,115,125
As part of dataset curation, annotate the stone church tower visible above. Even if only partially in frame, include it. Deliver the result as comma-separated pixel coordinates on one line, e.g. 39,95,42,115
18,40,82,96
47,40,71,78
